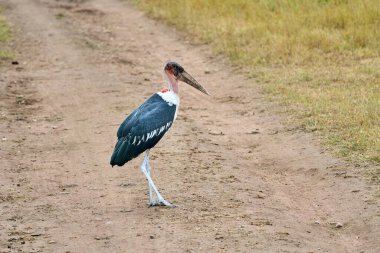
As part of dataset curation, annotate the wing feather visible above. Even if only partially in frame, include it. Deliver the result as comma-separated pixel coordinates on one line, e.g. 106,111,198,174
110,94,176,167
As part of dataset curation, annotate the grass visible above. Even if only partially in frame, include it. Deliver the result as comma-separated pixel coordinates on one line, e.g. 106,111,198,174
132,0,380,164
0,7,12,60
133,0,380,65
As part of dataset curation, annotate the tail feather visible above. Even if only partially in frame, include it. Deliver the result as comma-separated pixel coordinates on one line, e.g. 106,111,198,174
110,138,130,167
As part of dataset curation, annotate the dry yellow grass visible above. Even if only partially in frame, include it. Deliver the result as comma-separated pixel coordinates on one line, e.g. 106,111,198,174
134,0,380,65
133,1,380,164
263,64,380,163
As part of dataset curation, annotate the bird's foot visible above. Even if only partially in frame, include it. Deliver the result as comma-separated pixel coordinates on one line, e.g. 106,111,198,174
148,199,176,208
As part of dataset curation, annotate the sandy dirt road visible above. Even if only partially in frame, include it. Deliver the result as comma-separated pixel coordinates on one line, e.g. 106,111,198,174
0,0,379,252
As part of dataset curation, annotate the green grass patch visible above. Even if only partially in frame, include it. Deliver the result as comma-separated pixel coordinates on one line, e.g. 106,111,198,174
0,7,12,59
0,50,14,60
132,0,380,165
0,15,10,41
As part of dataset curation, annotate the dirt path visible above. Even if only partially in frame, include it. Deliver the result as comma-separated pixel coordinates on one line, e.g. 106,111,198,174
0,0,379,252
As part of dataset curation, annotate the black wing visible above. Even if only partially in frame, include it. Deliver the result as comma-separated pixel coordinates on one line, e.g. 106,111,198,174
110,93,176,167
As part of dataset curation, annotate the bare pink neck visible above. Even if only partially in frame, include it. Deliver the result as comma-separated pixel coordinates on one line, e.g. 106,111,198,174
166,73,179,95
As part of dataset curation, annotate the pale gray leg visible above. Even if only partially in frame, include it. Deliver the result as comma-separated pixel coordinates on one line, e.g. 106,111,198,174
140,152,174,207
144,151,153,204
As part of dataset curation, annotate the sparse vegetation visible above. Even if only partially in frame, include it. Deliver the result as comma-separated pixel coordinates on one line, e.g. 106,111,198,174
0,7,12,60
0,50,14,60
133,0,380,163
55,13,65,20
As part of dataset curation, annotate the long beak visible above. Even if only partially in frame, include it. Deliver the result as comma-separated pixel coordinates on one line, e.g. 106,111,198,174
179,71,209,96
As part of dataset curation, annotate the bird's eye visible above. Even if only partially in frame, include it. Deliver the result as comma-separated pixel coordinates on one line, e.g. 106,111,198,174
173,67,181,77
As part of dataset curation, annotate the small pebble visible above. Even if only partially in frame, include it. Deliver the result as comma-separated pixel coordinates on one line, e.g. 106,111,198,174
329,222,343,228
256,192,266,199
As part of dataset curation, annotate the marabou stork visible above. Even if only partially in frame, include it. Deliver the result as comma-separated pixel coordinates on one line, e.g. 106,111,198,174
110,62,209,207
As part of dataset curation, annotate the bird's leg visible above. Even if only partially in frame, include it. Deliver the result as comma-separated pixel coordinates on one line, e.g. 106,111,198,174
143,151,153,204
145,154,167,206
140,153,175,208
141,165,174,207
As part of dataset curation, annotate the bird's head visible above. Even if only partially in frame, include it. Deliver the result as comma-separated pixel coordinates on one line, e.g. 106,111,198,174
165,61,209,95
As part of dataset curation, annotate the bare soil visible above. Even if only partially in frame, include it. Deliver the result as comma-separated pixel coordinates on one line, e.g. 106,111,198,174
0,0,379,252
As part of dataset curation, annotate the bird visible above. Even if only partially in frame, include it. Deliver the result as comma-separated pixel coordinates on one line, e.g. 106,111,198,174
110,61,209,207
